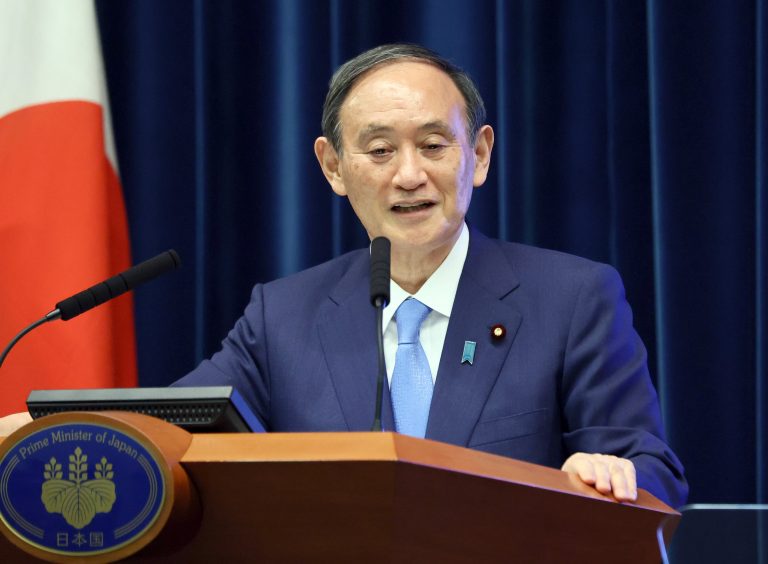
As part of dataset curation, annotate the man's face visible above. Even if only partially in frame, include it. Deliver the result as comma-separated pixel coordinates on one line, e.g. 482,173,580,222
318,61,493,258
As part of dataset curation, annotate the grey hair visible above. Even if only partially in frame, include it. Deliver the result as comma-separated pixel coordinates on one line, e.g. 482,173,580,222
321,43,486,153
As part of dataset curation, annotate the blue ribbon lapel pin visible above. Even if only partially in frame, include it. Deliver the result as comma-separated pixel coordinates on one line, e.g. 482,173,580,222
461,341,476,365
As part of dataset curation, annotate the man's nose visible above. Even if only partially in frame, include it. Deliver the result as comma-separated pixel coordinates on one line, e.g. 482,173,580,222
392,147,427,190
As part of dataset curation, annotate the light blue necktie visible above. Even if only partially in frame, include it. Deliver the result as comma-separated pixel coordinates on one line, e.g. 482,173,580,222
390,298,433,438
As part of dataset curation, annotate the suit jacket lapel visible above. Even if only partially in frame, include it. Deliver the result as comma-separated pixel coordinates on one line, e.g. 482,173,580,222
317,252,395,432
426,231,522,446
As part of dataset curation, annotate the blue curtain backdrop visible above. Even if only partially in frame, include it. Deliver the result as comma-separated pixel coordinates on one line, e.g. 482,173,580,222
94,0,767,506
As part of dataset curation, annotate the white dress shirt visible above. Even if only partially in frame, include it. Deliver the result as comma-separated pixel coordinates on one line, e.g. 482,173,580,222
382,223,469,385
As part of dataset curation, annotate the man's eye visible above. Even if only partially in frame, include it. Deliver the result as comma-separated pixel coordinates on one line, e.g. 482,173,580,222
368,147,391,157
423,143,445,152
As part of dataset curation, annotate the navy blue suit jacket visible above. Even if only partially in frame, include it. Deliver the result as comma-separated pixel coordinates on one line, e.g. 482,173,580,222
174,230,688,507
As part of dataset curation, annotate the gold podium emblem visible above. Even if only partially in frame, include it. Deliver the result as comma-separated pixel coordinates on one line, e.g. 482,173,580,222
40,446,117,529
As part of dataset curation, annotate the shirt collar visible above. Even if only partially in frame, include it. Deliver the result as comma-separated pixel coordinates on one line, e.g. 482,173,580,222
383,223,469,327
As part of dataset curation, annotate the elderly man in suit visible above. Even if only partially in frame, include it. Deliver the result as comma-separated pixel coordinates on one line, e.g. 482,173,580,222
173,44,687,507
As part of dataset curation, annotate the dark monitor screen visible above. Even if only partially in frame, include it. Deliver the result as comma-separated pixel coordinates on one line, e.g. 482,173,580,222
26,386,265,433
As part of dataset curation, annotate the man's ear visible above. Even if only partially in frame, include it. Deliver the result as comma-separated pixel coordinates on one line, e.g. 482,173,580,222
314,137,347,196
472,125,495,187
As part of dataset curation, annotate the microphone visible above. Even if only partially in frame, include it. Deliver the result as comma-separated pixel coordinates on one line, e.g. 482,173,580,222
369,237,390,431
370,237,390,308
0,250,181,368
55,249,181,321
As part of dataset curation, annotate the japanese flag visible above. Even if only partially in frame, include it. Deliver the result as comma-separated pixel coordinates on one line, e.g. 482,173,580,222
0,0,137,414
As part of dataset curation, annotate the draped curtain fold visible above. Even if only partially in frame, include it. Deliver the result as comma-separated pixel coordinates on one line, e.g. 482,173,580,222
95,0,767,504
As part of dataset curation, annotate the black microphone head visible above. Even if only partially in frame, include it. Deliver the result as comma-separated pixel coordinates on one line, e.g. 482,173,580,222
55,250,182,321
370,237,391,307
121,249,181,289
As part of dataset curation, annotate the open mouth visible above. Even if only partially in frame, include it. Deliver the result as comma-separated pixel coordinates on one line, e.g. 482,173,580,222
392,202,434,214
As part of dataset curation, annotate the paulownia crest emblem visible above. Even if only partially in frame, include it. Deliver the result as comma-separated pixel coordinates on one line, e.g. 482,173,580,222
40,447,117,529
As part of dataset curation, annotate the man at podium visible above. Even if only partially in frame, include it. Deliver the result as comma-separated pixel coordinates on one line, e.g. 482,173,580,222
172,44,688,508
0,44,688,509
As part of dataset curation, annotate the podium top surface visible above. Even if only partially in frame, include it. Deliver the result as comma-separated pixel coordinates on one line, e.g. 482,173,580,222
181,431,675,514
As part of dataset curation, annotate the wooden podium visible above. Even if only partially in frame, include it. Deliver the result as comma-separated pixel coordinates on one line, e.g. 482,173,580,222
0,413,679,563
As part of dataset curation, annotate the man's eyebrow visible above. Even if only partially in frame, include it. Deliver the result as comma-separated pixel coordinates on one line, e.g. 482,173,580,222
416,120,456,138
357,124,395,144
